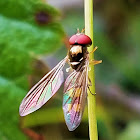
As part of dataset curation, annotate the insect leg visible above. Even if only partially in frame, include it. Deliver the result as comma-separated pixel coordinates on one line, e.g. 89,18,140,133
66,67,73,72
89,46,98,54
77,28,80,33
81,28,85,33
90,60,102,65
88,77,92,86
87,86,96,95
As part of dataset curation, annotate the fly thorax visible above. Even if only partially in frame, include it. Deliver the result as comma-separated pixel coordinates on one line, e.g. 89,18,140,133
68,45,85,70
70,45,82,57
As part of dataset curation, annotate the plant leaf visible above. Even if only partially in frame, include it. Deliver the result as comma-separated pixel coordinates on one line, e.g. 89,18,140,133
0,0,65,139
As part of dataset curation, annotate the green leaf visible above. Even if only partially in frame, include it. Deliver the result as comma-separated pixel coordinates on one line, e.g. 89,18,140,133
0,76,27,140
0,0,64,139
0,15,64,80
0,0,60,21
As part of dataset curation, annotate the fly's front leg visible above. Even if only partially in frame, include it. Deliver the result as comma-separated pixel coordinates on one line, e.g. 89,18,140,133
89,46,102,65
66,67,73,72
90,60,102,65
87,46,101,95
89,46,98,54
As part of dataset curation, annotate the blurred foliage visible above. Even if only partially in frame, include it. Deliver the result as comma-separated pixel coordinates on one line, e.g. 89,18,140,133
118,121,140,140
0,0,60,21
0,77,26,140
93,0,140,92
0,0,64,140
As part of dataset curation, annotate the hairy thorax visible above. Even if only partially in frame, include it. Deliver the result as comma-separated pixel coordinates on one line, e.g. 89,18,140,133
68,45,87,70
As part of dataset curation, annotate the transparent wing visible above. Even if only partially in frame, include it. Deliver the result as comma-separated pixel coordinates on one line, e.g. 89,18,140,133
63,59,89,131
19,56,68,116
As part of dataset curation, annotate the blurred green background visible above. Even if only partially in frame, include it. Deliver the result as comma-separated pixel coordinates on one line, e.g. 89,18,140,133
0,0,140,140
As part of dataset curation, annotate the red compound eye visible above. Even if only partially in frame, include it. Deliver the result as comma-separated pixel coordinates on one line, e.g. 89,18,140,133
69,35,78,45
69,34,92,46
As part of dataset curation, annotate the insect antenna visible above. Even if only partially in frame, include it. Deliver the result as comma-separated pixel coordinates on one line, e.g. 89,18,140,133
81,28,85,33
77,28,80,33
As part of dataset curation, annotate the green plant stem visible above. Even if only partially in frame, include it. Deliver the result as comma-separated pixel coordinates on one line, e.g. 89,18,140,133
84,0,98,140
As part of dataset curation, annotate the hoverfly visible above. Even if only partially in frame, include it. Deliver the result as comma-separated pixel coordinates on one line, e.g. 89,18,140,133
19,29,102,131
